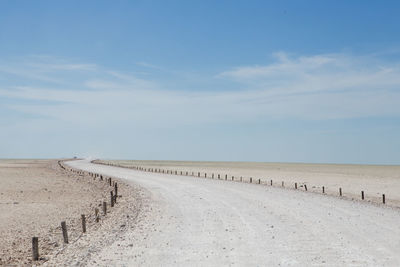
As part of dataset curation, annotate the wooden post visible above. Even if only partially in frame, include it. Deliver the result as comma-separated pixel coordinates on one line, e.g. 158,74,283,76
103,201,107,215
270,180,273,186
295,183,297,189
32,237,39,261
232,176,234,181
361,191,364,200
322,186,325,194
225,174,227,180
95,208,99,222
258,179,261,184
109,178,112,186
339,187,342,196
198,172,200,177
304,184,308,191
282,181,284,187
250,177,252,183
218,174,220,179
114,182,118,197
212,173,214,179
111,191,114,207
81,215,86,233
205,173,207,178
240,176,242,182
383,194,386,204
186,171,188,175
61,221,68,244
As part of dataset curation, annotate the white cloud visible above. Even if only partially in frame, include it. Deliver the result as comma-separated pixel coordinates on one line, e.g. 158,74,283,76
216,52,400,119
1,52,400,131
28,63,97,71
219,52,400,93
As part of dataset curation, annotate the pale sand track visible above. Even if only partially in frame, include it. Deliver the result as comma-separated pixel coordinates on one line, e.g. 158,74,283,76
98,160,400,207
66,160,400,266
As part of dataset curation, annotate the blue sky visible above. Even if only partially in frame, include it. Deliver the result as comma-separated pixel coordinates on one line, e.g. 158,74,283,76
1,1,400,164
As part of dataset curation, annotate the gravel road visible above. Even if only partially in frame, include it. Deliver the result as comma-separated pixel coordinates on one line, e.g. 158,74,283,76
66,160,400,266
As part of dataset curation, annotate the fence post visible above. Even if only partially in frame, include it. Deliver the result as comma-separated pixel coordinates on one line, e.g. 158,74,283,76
81,215,86,233
111,191,114,207
383,194,386,204
322,186,325,194
282,181,284,187
304,184,307,191
361,191,364,200
250,177,252,183
339,188,342,196
32,237,39,261
114,182,118,197
61,221,68,244
295,183,297,189
103,201,107,215
95,208,99,222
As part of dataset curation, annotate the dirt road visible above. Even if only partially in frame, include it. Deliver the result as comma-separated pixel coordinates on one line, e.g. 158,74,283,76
66,160,400,266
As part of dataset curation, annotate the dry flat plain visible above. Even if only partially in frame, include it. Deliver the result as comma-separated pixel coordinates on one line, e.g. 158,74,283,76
70,159,400,266
0,159,141,266
3,159,400,266
100,160,400,206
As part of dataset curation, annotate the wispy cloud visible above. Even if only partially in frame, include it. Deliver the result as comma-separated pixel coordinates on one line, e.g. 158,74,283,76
1,52,400,131
27,63,97,71
216,52,400,119
135,61,164,70
219,52,400,92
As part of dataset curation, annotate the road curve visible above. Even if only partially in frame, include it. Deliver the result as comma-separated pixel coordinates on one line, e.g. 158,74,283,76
66,160,400,266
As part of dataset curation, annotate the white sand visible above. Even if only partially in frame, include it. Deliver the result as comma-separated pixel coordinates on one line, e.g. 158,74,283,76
64,159,400,266
98,160,400,206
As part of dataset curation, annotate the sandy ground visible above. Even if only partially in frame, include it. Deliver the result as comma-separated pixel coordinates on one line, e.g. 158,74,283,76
97,160,400,207
69,159,400,266
0,159,142,266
